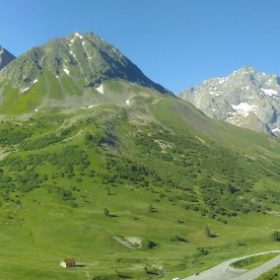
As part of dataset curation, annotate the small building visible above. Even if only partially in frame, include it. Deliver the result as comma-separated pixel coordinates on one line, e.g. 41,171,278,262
60,257,76,268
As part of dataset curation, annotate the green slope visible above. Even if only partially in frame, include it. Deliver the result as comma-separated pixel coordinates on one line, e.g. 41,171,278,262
0,32,170,111
0,93,280,279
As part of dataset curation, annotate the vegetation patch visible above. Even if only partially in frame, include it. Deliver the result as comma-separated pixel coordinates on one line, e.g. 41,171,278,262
231,253,279,270
0,100,280,279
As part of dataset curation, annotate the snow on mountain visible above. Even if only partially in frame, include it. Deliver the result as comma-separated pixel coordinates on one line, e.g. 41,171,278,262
180,67,280,136
261,88,278,97
231,102,258,117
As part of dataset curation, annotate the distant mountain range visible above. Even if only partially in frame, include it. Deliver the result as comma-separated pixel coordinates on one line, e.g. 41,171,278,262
180,67,280,136
0,46,15,70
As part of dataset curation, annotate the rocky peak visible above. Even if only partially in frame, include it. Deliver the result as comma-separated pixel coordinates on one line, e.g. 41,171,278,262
180,67,280,136
0,46,15,70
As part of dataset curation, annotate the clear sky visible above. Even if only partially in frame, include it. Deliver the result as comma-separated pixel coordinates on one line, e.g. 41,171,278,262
1,0,280,92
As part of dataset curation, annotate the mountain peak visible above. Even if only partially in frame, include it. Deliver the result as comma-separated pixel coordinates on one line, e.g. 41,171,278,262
180,67,280,136
0,46,15,70
230,66,268,78
0,32,169,94
72,32,84,39
0,32,171,114
234,66,258,73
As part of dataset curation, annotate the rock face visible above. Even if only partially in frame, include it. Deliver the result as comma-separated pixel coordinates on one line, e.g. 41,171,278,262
0,46,15,70
180,67,280,136
0,32,168,94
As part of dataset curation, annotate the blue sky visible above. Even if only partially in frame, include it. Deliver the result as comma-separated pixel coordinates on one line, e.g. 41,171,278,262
1,0,280,92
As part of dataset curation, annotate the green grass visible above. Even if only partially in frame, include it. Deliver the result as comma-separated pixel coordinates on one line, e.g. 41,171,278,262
231,253,279,270
0,83,45,114
0,93,279,279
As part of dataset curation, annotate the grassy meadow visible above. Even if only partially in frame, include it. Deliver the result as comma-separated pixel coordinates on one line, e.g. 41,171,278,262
0,92,280,279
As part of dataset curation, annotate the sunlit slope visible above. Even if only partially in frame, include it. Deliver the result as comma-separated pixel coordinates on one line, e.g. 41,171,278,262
0,92,280,279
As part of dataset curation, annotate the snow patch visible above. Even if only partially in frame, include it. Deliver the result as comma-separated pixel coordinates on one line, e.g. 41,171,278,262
34,108,39,112
20,79,38,93
63,67,70,76
69,49,77,59
231,102,258,117
209,91,220,96
20,87,30,94
272,128,280,134
126,99,130,105
96,84,104,94
87,105,94,109
261,88,278,97
70,32,83,43
74,32,83,39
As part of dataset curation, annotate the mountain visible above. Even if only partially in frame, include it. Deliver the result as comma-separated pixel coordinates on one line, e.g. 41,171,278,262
0,32,170,115
180,67,280,135
0,46,15,70
1,35,280,280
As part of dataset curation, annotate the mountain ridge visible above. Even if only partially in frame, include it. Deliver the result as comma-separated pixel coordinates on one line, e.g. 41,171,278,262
180,66,280,135
0,32,169,93
0,32,171,115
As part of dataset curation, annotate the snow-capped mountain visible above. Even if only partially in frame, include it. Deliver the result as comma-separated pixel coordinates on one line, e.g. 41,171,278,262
0,46,15,70
180,67,280,135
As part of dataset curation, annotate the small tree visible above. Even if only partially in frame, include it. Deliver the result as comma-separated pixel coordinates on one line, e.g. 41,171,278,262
205,225,218,238
142,239,157,250
148,204,157,213
273,231,280,241
104,208,110,217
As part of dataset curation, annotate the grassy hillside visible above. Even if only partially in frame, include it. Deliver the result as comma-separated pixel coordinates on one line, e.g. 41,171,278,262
231,254,279,270
0,93,280,279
